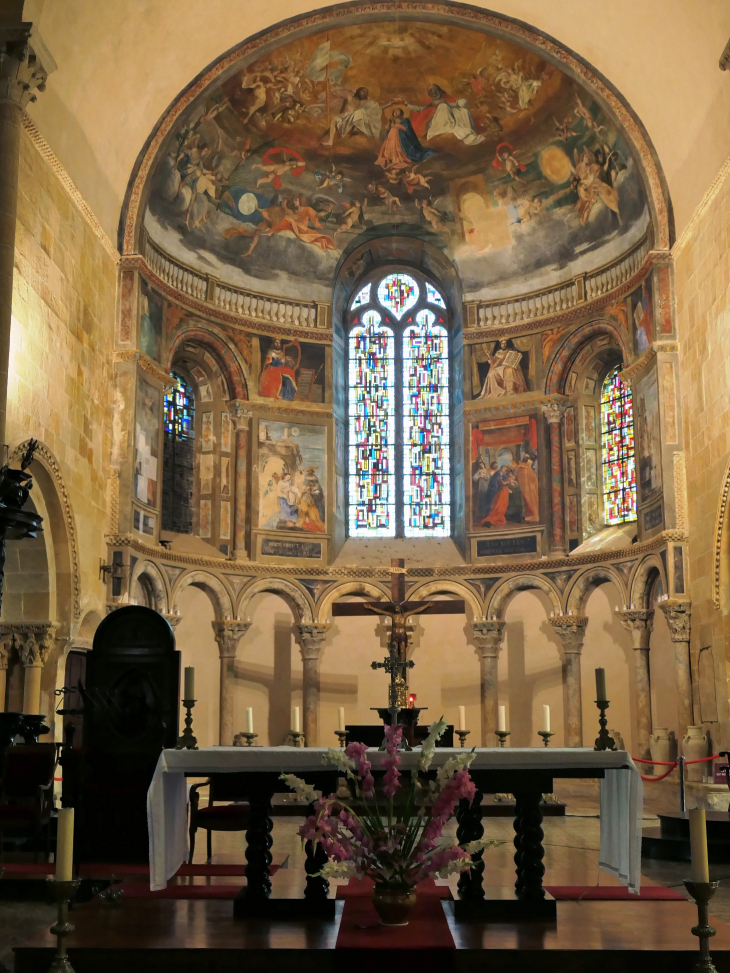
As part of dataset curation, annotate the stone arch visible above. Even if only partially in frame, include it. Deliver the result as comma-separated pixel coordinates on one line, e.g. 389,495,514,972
129,559,169,612
544,319,632,394
237,577,313,624
172,570,234,619
631,554,667,609
565,565,628,614
167,322,249,400
487,575,561,619
9,440,81,631
316,581,387,625
406,580,483,621
76,610,102,641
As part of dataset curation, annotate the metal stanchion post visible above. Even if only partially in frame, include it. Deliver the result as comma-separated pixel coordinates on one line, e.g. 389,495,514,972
679,755,686,813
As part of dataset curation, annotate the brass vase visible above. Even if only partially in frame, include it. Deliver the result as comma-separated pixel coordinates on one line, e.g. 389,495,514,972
372,886,417,926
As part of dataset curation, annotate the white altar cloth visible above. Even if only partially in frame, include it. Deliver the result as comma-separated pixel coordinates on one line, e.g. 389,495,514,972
147,746,642,892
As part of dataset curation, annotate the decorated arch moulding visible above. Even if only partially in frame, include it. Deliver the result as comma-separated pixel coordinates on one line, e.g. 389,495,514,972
10,440,82,620
237,576,314,624
129,558,170,613
316,581,387,624
406,580,483,621
544,318,630,394
119,1,671,259
630,553,668,610
171,569,235,619
564,564,627,614
115,349,172,387
167,323,249,400
486,574,561,619
712,456,730,611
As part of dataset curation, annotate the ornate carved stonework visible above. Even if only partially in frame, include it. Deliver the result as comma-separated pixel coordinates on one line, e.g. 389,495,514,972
297,623,328,660
659,599,691,642
228,400,253,430
616,608,654,649
540,402,567,425
212,619,250,658
471,620,506,658
3,623,57,668
114,349,172,388
549,615,588,653
0,26,55,110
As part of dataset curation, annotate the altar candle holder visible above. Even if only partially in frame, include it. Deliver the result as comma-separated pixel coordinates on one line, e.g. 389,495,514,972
456,729,470,748
495,730,510,748
335,729,348,749
289,730,305,748
593,699,616,752
175,699,198,750
684,880,720,973
46,878,81,972
239,732,258,747
538,730,555,748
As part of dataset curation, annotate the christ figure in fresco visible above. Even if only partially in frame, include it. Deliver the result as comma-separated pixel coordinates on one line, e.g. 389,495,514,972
402,85,485,146
375,108,437,173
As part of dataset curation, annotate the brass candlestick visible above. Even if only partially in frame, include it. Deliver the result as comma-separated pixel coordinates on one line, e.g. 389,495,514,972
46,878,81,972
538,730,555,747
240,732,257,747
594,699,616,751
289,731,305,747
175,698,198,750
684,880,720,972
456,729,470,748
335,729,348,749
495,730,510,748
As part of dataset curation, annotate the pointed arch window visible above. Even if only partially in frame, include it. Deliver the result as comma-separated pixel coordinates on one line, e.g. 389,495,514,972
162,371,195,533
347,272,450,537
600,366,636,524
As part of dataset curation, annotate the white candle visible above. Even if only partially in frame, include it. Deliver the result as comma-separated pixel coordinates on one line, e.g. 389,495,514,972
543,704,551,733
595,667,607,701
246,707,253,733
183,666,195,700
55,807,74,882
498,705,506,733
458,706,466,732
689,808,710,883
292,706,300,733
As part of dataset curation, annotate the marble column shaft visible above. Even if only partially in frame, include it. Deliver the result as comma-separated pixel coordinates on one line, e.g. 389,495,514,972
0,636,10,713
549,616,587,747
472,620,506,746
616,608,654,761
229,404,252,558
659,600,693,740
212,620,250,745
541,404,566,555
298,624,328,747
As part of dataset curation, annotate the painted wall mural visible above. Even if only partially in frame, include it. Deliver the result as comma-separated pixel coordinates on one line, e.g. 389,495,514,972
470,416,539,531
257,336,326,402
145,20,649,302
258,420,327,533
139,278,163,362
635,369,662,501
134,377,160,507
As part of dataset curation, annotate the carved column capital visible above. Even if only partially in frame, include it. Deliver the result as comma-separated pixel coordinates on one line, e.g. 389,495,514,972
4,623,57,667
297,623,328,661
659,600,691,642
549,615,588,653
0,635,12,670
541,402,567,425
228,400,253,430
0,26,56,109
212,619,251,658
471,620,506,658
162,612,182,630
616,609,654,649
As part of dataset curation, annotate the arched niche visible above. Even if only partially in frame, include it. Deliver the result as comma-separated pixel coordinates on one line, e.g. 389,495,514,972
487,574,561,619
237,577,313,624
172,570,234,620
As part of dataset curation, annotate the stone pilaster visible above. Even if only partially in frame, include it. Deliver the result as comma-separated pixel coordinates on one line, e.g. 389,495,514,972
212,620,250,745
0,633,11,713
541,403,567,555
297,623,328,747
549,615,588,746
659,599,693,740
6,623,57,715
229,402,252,559
616,609,654,761
472,620,505,746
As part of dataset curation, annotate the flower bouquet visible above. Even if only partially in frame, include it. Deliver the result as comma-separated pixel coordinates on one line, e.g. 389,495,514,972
282,718,495,926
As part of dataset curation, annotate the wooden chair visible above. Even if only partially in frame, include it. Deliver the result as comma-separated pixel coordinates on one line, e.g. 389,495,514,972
0,744,56,862
189,773,249,864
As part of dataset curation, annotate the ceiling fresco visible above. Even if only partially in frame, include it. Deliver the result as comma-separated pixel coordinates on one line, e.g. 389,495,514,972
144,20,650,303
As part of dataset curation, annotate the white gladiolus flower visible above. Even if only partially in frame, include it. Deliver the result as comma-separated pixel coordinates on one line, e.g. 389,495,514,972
418,717,449,771
437,749,477,781
319,860,360,880
322,749,356,775
435,857,473,878
279,774,317,804
464,839,506,853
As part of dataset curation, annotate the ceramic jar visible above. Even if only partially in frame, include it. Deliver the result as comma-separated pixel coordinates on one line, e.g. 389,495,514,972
609,729,625,751
372,886,417,926
682,726,710,782
650,727,676,770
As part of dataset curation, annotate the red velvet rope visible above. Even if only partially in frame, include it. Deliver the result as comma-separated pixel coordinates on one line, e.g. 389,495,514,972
630,752,722,783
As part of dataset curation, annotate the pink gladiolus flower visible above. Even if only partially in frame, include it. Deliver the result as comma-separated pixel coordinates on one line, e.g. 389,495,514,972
361,773,375,798
384,723,403,753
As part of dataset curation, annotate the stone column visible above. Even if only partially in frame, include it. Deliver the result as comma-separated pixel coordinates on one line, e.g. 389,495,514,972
659,599,693,739
472,620,506,746
162,612,182,633
297,623,328,747
616,608,654,762
13,623,56,715
0,25,55,445
0,633,11,712
541,403,567,555
212,620,250,745
549,615,587,746
229,403,252,559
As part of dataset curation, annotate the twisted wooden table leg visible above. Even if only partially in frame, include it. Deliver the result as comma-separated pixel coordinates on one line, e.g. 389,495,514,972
457,789,485,900
513,790,545,901
244,773,274,902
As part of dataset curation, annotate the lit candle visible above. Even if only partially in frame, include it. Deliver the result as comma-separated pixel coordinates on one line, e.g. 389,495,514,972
292,706,300,733
498,705,506,733
543,704,551,733
689,808,710,883
459,705,466,732
55,807,74,882
183,666,195,700
338,706,345,732
246,707,253,734
595,667,607,701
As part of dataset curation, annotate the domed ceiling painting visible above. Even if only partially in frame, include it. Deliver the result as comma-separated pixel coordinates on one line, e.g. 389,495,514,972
145,20,650,302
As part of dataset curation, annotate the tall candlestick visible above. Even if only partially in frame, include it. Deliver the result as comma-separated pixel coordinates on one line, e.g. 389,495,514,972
338,706,345,732
689,808,710,883
245,707,253,734
184,666,195,700
458,705,466,733
55,807,74,882
292,706,300,733
498,705,506,733
543,704,551,733
595,667,607,700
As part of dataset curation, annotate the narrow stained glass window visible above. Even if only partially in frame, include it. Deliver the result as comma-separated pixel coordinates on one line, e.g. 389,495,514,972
403,310,450,537
351,283,371,309
425,282,446,309
348,310,396,536
164,372,194,441
601,366,636,524
162,372,195,534
377,273,419,320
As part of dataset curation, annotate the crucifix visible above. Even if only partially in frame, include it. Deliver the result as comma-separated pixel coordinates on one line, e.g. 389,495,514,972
331,558,465,746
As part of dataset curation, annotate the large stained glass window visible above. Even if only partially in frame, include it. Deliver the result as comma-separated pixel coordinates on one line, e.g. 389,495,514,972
600,366,636,524
162,372,195,534
403,310,450,536
347,273,450,537
348,310,396,536
164,372,194,440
